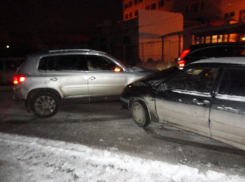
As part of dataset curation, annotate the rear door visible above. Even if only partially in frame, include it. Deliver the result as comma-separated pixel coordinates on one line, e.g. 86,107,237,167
42,55,89,98
210,67,245,150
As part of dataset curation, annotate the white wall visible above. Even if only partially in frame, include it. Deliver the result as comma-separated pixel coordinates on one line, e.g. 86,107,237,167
138,9,183,62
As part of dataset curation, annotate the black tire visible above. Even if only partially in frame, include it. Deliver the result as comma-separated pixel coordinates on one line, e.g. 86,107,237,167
131,101,151,127
31,92,59,118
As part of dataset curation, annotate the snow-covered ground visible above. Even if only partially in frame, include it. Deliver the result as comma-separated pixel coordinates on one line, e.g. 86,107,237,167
0,133,244,182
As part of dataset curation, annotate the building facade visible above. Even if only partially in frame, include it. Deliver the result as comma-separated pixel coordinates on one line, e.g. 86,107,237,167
123,0,245,24
118,0,245,66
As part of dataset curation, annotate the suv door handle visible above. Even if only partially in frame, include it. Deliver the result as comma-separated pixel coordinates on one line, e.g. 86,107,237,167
89,76,96,80
50,77,58,81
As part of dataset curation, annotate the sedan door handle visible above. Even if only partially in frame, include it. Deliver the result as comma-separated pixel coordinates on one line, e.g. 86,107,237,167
203,100,210,105
50,77,58,81
193,98,210,106
193,98,203,106
89,76,96,80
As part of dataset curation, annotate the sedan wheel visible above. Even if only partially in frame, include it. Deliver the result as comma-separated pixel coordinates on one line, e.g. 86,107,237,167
131,102,150,127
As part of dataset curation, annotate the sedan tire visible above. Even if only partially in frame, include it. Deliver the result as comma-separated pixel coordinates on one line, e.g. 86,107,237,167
131,101,150,127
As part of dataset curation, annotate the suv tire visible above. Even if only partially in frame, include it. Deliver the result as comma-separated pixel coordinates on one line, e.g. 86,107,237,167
131,101,150,127
31,92,59,118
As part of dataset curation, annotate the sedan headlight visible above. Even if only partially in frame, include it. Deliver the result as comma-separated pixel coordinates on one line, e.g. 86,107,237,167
132,82,148,86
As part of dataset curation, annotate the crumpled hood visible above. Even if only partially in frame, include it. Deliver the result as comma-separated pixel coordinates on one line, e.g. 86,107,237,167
128,66,158,72
132,66,180,86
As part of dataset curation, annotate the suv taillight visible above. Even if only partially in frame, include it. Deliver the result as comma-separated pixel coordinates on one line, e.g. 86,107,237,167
13,75,26,85
178,49,190,69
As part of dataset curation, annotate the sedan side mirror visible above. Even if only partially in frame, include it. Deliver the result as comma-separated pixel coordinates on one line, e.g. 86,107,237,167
158,83,168,92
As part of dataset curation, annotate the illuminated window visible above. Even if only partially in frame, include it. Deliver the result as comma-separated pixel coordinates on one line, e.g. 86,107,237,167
217,35,222,43
151,3,156,10
205,36,210,44
195,36,200,44
229,34,238,42
159,0,164,7
223,34,228,42
201,37,205,44
212,35,218,43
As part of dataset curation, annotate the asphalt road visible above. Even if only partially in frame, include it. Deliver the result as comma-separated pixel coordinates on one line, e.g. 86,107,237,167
0,89,245,177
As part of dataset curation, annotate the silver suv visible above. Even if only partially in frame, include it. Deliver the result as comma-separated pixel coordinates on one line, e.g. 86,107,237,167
13,49,156,118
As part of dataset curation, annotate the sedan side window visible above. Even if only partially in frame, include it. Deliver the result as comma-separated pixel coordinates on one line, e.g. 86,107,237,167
218,68,245,96
167,67,219,92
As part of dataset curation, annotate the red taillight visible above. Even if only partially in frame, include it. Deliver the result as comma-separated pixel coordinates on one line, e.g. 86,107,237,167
179,49,190,59
178,49,190,69
178,60,185,69
13,75,26,85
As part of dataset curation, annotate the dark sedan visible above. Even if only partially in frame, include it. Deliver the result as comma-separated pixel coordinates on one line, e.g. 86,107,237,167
120,57,245,151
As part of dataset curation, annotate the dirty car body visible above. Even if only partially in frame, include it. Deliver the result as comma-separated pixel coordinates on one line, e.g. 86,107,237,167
121,58,245,151
13,49,157,118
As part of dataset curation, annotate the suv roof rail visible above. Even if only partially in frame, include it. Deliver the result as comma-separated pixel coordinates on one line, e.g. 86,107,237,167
48,49,96,53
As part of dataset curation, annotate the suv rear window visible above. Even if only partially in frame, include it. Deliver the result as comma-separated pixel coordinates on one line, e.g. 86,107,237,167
189,45,245,58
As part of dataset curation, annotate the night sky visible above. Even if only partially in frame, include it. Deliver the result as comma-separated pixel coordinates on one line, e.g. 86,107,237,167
0,0,122,53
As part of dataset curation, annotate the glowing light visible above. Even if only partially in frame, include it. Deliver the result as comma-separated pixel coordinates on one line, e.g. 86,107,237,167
6,45,10,48
179,49,190,58
114,67,121,72
13,75,26,84
242,37,245,41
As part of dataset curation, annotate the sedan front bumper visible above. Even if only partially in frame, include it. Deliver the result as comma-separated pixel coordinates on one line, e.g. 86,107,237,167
120,97,129,109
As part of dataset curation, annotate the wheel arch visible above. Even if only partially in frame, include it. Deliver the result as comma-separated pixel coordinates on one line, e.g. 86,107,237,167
129,96,159,123
129,97,151,120
26,88,62,113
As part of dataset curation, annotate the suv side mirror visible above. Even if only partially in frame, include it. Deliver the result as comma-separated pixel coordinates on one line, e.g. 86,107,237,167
114,66,122,72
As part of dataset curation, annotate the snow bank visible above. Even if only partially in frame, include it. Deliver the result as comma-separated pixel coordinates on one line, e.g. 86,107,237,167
0,133,244,182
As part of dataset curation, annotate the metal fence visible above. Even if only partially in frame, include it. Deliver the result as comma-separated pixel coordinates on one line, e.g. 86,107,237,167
111,39,181,70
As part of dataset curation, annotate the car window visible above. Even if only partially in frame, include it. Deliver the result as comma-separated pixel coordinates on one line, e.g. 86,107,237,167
218,68,245,97
84,55,120,71
230,46,245,57
189,46,230,58
39,55,86,71
166,67,219,92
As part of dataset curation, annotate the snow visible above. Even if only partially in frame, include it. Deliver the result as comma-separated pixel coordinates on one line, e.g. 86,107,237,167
0,133,244,182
